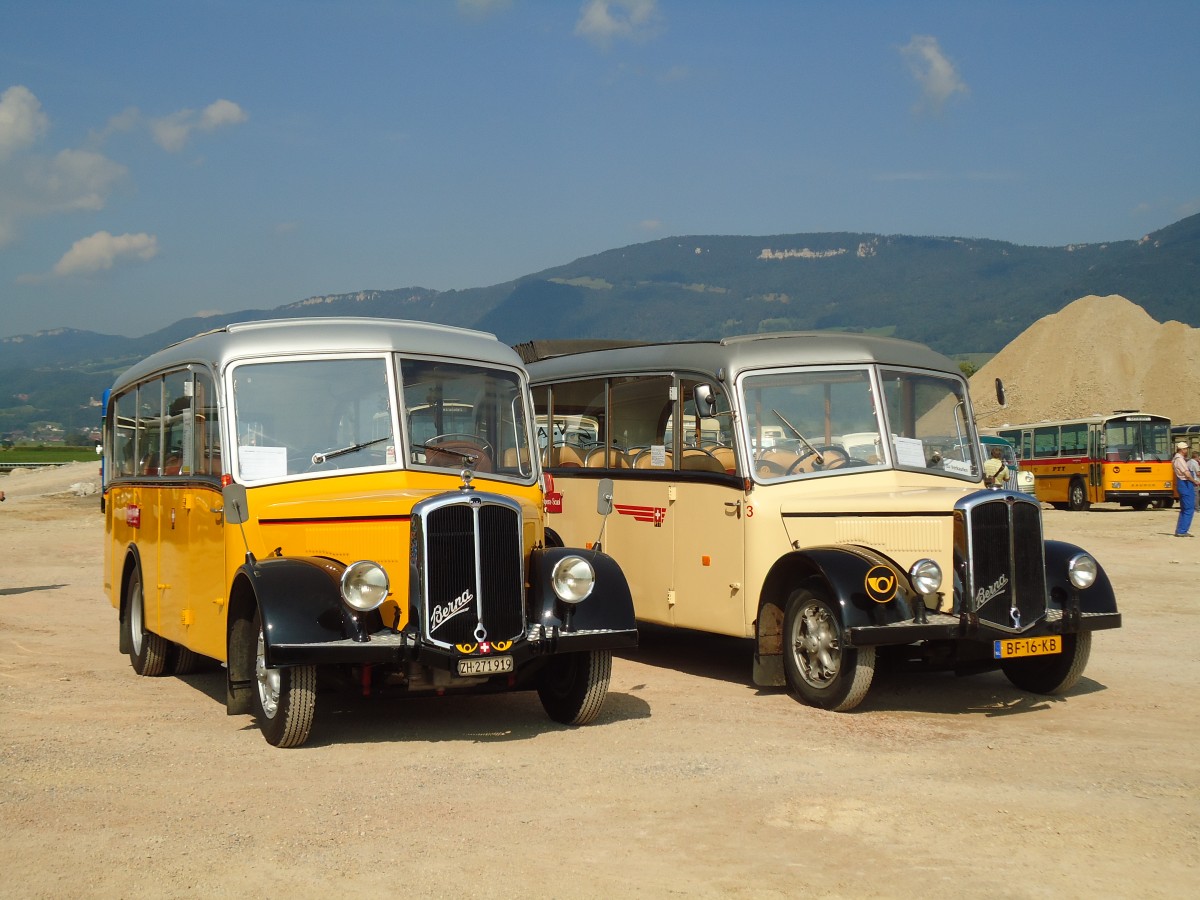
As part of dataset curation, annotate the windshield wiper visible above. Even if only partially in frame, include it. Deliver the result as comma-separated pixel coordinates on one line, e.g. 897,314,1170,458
311,436,390,466
414,443,480,466
771,408,824,465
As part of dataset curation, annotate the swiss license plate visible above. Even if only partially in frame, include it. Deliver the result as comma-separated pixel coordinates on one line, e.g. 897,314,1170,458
993,636,1062,659
456,655,514,676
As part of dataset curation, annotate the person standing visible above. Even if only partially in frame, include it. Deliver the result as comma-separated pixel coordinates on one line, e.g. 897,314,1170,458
1172,441,1198,537
983,446,1008,489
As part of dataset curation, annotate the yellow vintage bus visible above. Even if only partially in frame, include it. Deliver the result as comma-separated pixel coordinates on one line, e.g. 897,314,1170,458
996,412,1174,511
524,333,1121,712
102,318,636,747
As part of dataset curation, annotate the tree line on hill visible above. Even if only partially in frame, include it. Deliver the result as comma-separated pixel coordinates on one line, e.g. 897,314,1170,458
2,213,1197,438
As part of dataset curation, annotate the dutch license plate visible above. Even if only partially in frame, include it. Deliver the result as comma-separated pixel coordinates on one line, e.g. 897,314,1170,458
456,655,514,676
993,636,1062,659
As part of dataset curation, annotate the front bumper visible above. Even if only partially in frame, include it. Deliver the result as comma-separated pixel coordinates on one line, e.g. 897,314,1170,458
270,622,638,667
847,608,1121,648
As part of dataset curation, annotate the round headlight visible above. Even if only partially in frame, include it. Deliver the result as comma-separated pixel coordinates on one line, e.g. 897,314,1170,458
1067,553,1097,590
341,560,390,612
551,555,596,604
909,558,942,595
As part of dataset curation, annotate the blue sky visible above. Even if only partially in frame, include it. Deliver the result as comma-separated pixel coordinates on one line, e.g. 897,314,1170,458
2,0,1197,339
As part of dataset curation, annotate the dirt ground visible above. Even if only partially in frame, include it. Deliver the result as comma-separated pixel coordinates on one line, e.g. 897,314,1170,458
1,463,1197,899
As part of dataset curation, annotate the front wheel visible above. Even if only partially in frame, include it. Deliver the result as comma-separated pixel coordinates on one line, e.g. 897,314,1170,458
233,608,317,747
537,650,612,725
782,588,875,712
1067,479,1090,511
123,566,169,676
1001,631,1091,695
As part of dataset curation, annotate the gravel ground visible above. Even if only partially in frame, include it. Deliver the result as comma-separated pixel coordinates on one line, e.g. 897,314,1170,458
1,463,1197,899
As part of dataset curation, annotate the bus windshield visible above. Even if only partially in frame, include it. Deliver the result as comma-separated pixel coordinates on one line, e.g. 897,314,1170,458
230,355,535,482
740,366,978,482
1104,418,1172,461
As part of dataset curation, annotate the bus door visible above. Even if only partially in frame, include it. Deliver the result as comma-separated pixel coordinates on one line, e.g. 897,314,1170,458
1089,423,1103,497
155,371,192,646
185,371,228,659
667,380,747,636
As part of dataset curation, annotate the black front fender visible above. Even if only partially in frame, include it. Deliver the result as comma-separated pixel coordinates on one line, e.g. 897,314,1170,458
237,557,360,665
1044,540,1118,615
528,547,638,644
765,546,919,629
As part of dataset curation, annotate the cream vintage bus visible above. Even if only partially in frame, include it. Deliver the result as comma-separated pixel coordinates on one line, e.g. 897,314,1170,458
102,318,636,747
524,333,1120,711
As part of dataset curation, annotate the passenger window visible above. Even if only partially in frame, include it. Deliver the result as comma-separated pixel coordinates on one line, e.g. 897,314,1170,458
162,371,192,476
194,371,222,477
611,375,674,470
112,390,137,477
679,380,736,474
137,378,164,476
543,378,606,468
1033,427,1059,458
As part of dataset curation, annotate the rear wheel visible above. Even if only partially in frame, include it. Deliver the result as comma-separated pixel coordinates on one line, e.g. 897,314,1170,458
123,567,168,676
234,608,317,747
1002,631,1091,694
537,650,612,725
782,588,875,712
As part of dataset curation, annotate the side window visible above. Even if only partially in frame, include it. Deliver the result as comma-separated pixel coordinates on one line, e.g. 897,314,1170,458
111,389,137,477
679,379,737,474
137,378,164,476
543,378,606,468
611,374,674,470
195,371,222,477
1033,426,1059,458
162,370,192,476
1060,423,1087,455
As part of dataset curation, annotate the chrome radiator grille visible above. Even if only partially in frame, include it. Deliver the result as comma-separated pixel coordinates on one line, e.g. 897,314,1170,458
414,494,525,649
958,494,1046,632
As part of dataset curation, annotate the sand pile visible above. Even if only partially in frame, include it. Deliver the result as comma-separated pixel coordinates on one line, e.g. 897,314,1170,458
972,294,1200,429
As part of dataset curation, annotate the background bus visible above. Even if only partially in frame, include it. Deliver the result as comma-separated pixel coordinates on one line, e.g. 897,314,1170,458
1171,424,1200,455
997,411,1173,510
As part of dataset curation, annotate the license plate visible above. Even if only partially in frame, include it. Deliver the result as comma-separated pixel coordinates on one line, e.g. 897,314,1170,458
456,655,514,676
993,636,1061,659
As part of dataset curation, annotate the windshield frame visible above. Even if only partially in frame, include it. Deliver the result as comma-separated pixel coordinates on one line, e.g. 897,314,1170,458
736,363,981,486
226,351,538,486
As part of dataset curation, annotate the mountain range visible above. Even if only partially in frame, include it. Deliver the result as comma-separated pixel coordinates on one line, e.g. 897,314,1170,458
2,213,1198,439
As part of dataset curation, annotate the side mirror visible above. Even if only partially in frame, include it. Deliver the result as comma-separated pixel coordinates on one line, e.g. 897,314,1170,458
694,383,718,417
222,482,249,525
994,378,1007,408
597,477,613,516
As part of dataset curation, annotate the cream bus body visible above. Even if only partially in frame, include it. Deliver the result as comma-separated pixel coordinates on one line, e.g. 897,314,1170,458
526,333,1120,712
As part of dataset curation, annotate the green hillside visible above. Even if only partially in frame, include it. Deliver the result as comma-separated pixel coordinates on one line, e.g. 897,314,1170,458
2,214,1197,440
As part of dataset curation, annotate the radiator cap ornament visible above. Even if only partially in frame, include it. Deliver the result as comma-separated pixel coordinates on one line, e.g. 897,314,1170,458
460,468,474,491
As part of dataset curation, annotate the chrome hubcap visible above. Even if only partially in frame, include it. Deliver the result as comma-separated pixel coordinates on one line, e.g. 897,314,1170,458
792,602,841,688
255,629,280,719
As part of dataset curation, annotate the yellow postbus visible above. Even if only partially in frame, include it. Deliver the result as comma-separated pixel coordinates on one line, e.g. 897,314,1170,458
996,412,1174,511
524,333,1121,712
102,318,636,747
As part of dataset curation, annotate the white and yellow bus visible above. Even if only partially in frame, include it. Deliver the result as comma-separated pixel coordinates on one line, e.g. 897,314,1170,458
102,318,636,746
524,333,1121,712
996,412,1174,510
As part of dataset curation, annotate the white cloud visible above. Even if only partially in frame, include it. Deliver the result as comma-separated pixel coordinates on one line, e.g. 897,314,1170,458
638,218,663,231
0,147,128,247
151,99,248,152
0,85,49,161
901,35,968,114
51,230,158,277
575,0,662,48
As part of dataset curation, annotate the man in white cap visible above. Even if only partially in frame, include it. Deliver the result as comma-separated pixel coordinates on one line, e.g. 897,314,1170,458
1172,441,1198,537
